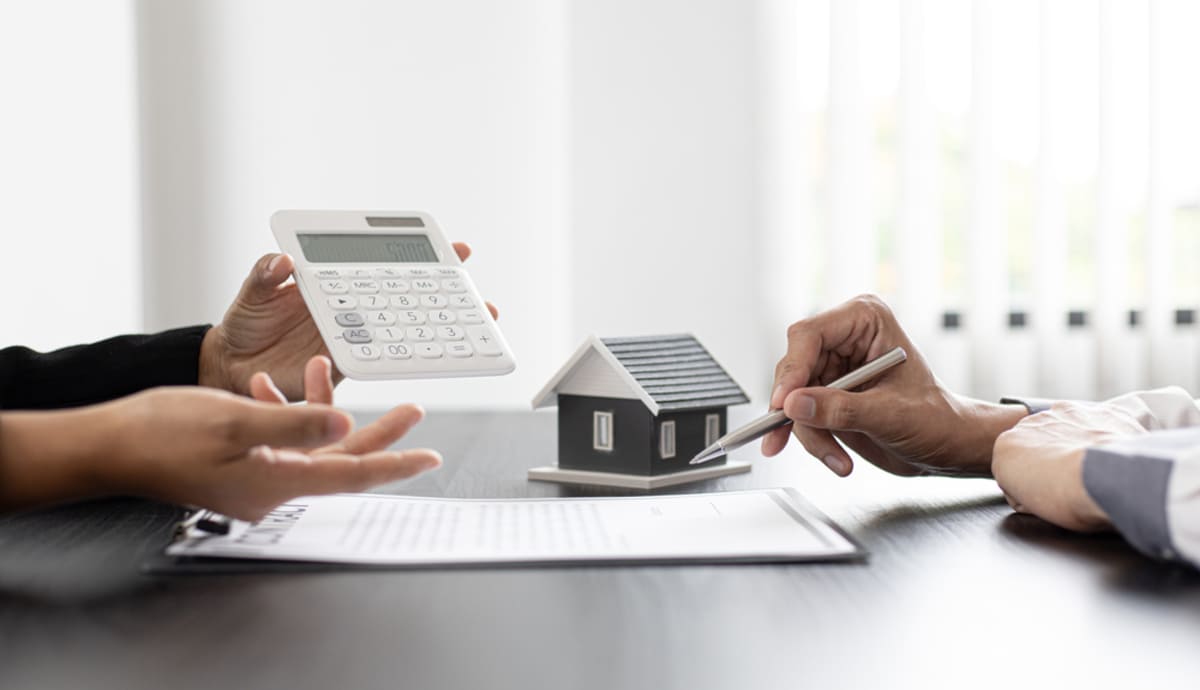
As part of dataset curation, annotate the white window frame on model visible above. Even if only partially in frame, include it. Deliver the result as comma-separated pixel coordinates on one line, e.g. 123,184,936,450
705,413,721,446
593,411,614,451
660,420,676,459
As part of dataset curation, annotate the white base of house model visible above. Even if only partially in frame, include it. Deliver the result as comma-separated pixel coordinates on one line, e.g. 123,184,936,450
527,460,751,489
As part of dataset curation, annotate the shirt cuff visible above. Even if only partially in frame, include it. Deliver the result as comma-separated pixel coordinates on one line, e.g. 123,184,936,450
1083,446,1178,562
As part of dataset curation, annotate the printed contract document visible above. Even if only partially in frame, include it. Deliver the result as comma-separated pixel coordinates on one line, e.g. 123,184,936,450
167,489,863,566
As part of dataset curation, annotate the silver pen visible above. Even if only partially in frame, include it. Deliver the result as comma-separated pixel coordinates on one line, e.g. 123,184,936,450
690,346,908,465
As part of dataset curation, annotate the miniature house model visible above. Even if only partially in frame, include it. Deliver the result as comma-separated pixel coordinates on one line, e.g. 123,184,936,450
529,334,752,489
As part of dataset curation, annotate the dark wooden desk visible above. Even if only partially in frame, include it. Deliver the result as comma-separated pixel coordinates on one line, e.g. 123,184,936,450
2,410,1198,689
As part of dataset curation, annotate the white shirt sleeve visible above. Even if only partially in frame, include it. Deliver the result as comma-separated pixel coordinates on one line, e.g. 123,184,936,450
1080,387,1200,567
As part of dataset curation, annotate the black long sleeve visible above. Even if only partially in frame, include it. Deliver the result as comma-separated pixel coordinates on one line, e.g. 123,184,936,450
0,326,211,410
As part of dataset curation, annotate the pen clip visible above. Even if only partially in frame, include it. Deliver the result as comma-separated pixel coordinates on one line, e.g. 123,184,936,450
173,508,232,538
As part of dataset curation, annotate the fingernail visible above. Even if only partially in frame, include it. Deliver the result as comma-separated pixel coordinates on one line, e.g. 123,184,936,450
793,395,816,420
422,452,443,470
823,455,850,475
264,255,283,277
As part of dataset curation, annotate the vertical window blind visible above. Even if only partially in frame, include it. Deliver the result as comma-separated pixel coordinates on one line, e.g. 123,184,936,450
774,0,1200,401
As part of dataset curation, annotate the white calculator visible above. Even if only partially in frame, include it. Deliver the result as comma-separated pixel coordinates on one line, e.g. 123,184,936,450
271,210,515,380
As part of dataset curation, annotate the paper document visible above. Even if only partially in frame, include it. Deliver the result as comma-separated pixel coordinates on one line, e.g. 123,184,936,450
166,489,863,566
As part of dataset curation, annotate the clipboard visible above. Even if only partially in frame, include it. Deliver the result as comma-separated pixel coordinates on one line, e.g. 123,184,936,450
147,488,866,574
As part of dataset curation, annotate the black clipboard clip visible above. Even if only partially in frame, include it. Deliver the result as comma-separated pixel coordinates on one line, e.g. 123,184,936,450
174,508,233,537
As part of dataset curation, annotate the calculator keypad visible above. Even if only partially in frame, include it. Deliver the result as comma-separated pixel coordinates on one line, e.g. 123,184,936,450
311,266,506,370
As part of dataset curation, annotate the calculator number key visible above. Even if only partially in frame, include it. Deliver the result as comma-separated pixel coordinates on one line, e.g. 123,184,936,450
437,326,464,341
399,310,426,324
429,310,456,324
384,343,413,360
391,295,420,309
360,294,388,310
421,294,447,309
350,344,380,361
407,326,434,342
366,312,397,327
376,327,405,342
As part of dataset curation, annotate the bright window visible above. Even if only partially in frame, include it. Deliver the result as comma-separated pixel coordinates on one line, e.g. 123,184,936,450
659,420,676,459
593,411,613,452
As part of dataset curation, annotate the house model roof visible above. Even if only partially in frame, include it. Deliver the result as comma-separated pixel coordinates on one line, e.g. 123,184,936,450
531,334,750,415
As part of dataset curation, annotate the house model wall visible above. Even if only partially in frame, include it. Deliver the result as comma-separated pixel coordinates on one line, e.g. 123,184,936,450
532,334,749,477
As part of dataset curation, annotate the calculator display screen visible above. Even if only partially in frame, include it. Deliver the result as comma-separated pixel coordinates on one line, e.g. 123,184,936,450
297,233,439,263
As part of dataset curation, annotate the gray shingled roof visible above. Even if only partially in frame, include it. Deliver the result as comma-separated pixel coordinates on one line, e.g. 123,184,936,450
599,335,749,412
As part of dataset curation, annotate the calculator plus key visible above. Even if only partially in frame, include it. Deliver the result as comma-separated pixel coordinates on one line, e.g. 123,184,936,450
466,327,503,356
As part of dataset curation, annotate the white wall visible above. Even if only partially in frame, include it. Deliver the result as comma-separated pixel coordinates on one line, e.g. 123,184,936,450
136,0,771,410
136,0,572,409
0,0,140,350
568,0,771,404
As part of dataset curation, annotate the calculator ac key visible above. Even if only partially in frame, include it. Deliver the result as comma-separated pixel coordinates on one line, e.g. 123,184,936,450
343,328,372,344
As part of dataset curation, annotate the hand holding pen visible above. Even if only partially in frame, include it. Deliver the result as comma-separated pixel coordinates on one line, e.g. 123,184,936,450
755,296,1028,478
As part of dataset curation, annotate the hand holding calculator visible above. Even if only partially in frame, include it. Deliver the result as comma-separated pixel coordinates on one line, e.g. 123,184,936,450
271,210,515,380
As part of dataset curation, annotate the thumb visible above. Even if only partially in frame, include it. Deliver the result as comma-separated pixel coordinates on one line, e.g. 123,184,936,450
782,387,887,434
239,253,295,304
222,399,353,450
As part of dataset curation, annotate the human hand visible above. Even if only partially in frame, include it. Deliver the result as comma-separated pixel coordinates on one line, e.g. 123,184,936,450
99,382,440,521
762,295,1027,477
199,242,499,400
992,402,1147,531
